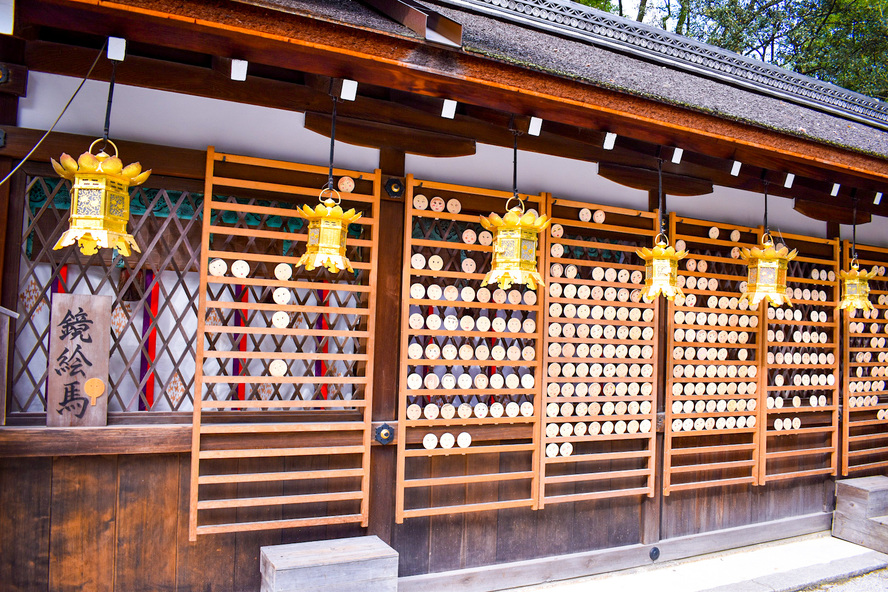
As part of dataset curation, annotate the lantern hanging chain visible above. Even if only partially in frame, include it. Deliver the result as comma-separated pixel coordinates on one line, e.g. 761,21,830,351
102,59,118,144
763,178,770,236
852,194,859,262
0,41,107,188
512,130,519,202
327,95,337,193
657,157,666,238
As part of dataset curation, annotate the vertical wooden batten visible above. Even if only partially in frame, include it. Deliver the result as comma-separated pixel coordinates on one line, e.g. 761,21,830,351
369,148,407,543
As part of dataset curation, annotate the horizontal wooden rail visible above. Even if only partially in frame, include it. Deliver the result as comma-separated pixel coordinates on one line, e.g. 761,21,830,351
198,445,365,459
198,468,364,485
196,513,363,535
197,490,363,510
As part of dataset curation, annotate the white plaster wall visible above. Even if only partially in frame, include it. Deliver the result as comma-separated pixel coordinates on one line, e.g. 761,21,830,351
406,144,649,210
18,71,380,172
668,185,824,238
19,72,888,248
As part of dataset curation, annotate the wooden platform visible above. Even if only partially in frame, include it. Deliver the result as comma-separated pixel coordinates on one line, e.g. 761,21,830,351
833,475,888,554
260,535,398,592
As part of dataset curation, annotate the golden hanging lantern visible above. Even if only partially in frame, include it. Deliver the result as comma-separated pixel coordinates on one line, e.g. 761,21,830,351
295,190,361,273
51,139,151,256
740,233,797,308
636,234,688,302
838,259,877,312
480,201,550,291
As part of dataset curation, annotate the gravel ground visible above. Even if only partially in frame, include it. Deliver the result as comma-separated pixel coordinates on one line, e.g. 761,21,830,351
802,568,888,591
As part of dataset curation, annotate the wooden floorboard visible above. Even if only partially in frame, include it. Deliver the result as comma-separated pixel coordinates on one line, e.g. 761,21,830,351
115,454,179,592
0,456,51,591
48,455,118,592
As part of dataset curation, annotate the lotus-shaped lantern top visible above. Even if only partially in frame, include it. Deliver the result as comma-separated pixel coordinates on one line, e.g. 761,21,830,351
839,262,878,282
298,198,362,225
636,239,688,262
479,207,550,233
739,241,798,265
52,144,151,186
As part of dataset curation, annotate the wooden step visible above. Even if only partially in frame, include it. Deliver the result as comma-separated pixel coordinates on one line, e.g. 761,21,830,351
833,475,888,554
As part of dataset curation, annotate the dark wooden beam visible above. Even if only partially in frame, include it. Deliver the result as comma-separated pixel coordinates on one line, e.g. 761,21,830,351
794,199,872,225
0,126,206,179
304,112,476,157
0,37,25,126
0,62,29,98
379,148,406,177
0,425,192,456
20,40,886,220
17,0,888,194
599,163,713,196
0,421,400,456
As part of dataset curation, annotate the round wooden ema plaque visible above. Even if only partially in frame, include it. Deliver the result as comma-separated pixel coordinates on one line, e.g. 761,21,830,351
208,258,228,277
231,260,250,278
84,378,105,404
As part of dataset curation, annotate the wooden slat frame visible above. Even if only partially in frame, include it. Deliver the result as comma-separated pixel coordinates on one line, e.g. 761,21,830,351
188,147,380,540
841,240,888,475
663,213,764,495
759,232,839,482
394,176,545,522
539,197,659,506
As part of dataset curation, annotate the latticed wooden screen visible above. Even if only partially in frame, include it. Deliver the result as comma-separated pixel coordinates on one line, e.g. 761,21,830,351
759,232,839,482
663,214,765,494
10,166,202,415
540,199,659,505
395,177,545,521
842,240,888,475
189,148,379,538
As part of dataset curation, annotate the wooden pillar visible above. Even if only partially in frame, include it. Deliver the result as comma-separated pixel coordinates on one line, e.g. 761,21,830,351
0,36,26,302
827,221,840,241
641,188,664,545
368,148,406,543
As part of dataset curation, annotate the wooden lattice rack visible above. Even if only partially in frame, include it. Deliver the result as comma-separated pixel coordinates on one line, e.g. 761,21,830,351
842,240,888,475
539,199,658,506
395,177,545,521
663,214,764,494
189,148,380,539
759,232,839,482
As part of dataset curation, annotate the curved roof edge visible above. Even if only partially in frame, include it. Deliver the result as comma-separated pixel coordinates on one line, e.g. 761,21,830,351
435,0,888,131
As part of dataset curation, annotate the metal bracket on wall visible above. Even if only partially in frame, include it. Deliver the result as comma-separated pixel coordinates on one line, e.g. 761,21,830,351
375,422,395,445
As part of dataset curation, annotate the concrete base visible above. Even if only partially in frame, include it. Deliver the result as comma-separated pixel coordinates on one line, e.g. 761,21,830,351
260,535,398,592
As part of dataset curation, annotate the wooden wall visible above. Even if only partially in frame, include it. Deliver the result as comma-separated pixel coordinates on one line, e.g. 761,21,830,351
0,451,834,590
0,139,840,591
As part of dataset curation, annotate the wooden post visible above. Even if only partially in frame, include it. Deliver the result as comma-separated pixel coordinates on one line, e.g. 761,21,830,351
369,149,406,543
827,221,840,240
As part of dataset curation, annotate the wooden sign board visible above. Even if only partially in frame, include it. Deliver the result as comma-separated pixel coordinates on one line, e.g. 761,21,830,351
46,294,111,427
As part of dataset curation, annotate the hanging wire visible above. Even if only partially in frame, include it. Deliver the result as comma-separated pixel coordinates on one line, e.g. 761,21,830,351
327,95,337,192
512,129,519,201
852,191,859,261
657,157,665,236
0,41,108,188
763,177,770,234
102,60,118,143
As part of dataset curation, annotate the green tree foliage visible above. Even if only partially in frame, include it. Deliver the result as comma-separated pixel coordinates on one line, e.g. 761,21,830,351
575,0,888,100
574,0,618,12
